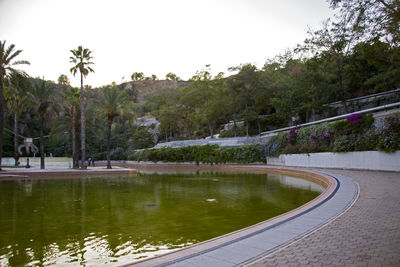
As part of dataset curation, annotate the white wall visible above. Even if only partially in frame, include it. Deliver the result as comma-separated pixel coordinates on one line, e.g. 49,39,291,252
2,157,72,168
267,151,400,171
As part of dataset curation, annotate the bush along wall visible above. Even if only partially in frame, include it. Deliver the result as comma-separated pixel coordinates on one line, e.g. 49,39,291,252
130,144,267,164
266,114,400,156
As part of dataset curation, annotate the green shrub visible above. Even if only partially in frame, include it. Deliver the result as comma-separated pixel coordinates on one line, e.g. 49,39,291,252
377,117,400,152
332,134,356,152
332,114,374,136
130,144,266,164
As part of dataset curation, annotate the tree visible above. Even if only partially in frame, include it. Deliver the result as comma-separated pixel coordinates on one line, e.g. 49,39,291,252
70,46,94,169
63,87,80,168
328,0,400,45
227,64,265,135
4,73,29,166
27,79,56,169
166,72,181,81
131,72,144,81
132,126,155,149
57,74,70,85
181,66,231,138
299,18,360,112
100,86,130,169
0,41,30,170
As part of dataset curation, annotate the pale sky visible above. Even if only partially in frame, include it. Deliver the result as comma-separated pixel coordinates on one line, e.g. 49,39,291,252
0,0,335,88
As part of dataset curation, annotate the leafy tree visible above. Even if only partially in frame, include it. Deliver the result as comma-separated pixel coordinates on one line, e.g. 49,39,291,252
156,100,182,141
165,72,181,81
70,46,94,169
27,79,57,169
0,41,30,170
57,74,70,85
179,66,232,138
227,64,266,135
132,126,155,149
328,0,400,45
131,72,144,81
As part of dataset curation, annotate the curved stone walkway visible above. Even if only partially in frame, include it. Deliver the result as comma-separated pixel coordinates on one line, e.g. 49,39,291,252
245,169,400,266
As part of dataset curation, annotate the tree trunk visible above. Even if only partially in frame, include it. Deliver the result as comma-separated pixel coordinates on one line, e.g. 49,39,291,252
0,79,3,171
72,104,79,168
338,56,349,114
106,118,112,169
13,112,20,166
80,71,86,169
39,116,45,169
208,121,214,138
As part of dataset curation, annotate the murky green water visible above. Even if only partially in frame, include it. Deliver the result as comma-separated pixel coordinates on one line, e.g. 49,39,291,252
0,171,322,266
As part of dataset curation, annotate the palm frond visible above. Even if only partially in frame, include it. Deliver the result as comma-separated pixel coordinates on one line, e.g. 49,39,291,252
0,40,5,56
4,43,16,60
5,49,23,65
11,60,30,66
70,67,77,76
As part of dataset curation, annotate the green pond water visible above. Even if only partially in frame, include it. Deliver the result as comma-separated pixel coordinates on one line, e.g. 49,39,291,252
0,171,323,266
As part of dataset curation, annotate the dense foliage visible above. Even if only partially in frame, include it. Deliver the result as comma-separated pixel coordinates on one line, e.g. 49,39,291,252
131,145,266,164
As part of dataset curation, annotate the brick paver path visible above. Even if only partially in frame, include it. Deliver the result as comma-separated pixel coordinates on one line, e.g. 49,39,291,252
246,170,400,266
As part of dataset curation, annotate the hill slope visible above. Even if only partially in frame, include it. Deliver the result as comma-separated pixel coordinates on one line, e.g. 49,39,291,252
120,80,190,104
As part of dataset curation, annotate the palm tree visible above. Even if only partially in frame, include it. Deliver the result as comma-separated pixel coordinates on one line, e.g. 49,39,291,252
0,41,30,170
4,73,29,166
63,87,80,168
101,86,130,169
28,79,56,169
70,46,94,169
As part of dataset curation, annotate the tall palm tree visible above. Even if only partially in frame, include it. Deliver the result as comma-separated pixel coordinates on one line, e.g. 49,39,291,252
70,46,94,169
0,41,30,170
4,73,29,166
63,87,80,168
28,79,56,169
101,86,130,169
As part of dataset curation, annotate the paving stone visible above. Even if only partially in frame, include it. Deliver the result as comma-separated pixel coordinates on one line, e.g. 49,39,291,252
178,255,233,267
205,243,264,264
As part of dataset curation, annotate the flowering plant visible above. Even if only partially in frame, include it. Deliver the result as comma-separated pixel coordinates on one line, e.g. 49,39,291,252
289,126,301,139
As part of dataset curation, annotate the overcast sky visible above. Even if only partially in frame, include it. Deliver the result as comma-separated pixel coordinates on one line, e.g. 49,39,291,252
0,0,335,87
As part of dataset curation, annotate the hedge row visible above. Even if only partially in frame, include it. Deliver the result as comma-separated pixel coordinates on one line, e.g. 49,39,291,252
130,144,266,164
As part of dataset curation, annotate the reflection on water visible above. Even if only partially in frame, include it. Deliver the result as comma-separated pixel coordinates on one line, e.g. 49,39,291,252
0,172,322,266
